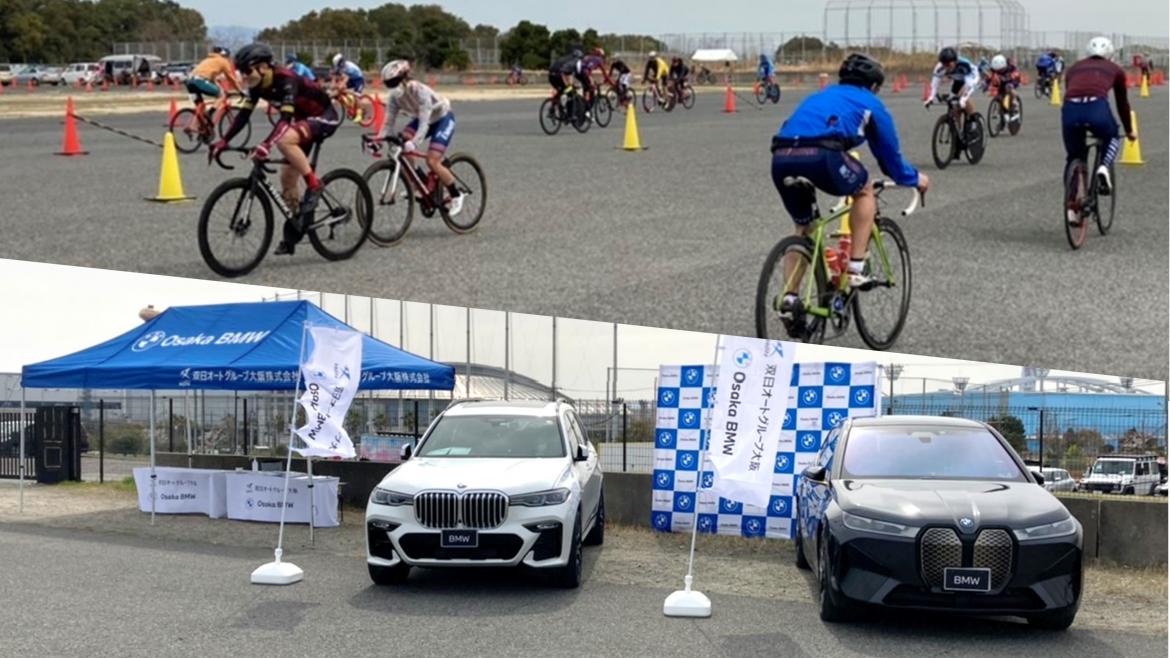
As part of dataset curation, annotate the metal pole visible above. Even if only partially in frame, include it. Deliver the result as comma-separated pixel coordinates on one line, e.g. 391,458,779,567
168,397,174,452
1038,409,1045,470
465,306,472,398
275,322,310,563
428,304,435,408
18,387,25,513
622,402,628,472
612,322,618,418
504,312,511,401
99,399,105,483
243,398,249,455
308,456,315,545
149,390,157,525
185,390,192,469
399,299,405,428
551,316,557,400
683,334,723,591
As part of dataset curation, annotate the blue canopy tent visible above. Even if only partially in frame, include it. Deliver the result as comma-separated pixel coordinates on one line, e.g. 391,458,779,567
17,300,455,518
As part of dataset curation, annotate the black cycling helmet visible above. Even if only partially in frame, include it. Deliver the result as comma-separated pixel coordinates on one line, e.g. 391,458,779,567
838,53,885,89
938,47,958,64
235,43,274,72
212,46,230,58
571,48,583,59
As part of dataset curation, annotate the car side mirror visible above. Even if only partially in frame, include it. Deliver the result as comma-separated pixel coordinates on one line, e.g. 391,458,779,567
574,445,588,462
802,465,827,483
1032,471,1045,486
399,444,413,461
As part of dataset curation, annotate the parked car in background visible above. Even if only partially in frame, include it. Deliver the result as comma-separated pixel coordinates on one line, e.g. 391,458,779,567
366,399,604,589
1157,482,1168,497
1038,467,1076,493
13,65,63,86
98,54,162,85
0,63,16,86
1077,454,1161,495
795,415,1082,630
61,62,102,86
164,62,193,83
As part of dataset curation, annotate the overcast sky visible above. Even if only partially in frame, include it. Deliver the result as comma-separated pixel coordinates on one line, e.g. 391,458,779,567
0,259,1160,400
190,0,1169,39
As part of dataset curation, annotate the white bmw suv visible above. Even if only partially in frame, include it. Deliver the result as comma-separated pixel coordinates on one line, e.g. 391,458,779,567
366,399,604,588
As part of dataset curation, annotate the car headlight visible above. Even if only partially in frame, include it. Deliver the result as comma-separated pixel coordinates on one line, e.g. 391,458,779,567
370,488,413,506
510,488,571,507
841,510,919,538
1014,517,1077,541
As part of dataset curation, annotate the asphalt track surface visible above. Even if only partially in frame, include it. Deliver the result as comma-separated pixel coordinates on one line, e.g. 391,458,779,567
1,524,1165,657
0,86,1166,379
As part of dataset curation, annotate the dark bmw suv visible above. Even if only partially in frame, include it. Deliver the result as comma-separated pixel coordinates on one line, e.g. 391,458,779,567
795,415,1082,629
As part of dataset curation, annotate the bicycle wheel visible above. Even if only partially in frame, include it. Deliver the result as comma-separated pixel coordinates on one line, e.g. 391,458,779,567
987,98,1003,138
217,107,251,148
755,83,767,104
769,83,781,104
1008,96,1022,136
198,178,274,278
361,158,414,246
356,94,377,128
1094,158,1116,236
594,94,613,128
1063,159,1088,250
569,96,590,133
439,153,487,234
605,89,621,114
641,88,655,113
169,108,204,154
680,85,696,109
539,98,562,135
663,90,677,112
931,115,956,169
853,218,912,351
964,114,986,165
306,168,373,261
754,236,828,344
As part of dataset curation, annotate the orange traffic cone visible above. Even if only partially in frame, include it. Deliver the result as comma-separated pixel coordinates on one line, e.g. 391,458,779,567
56,97,88,156
85,79,93,92
818,73,828,90
165,97,178,127
26,78,35,92
921,78,932,101
722,84,736,113
101,78,109,92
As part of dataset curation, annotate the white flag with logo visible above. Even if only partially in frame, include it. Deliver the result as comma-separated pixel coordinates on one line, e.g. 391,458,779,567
706,336,796,509
292,325,363,459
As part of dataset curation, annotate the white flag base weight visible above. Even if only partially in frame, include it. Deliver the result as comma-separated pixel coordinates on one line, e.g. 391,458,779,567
663,575,711,617
251,548,304,586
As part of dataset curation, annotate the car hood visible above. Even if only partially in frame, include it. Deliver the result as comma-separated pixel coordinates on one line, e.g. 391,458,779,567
381,457,573,495
836,478,1069,529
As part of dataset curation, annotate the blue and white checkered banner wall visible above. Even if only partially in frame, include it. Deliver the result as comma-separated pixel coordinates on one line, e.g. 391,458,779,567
651,362,880,540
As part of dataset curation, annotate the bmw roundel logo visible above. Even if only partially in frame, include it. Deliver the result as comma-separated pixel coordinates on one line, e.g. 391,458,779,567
829,366,846,382
657,431,671,446
959,517,975,530
784,410,794,425
678,496,691,510
777,454,791,470
734,350,752,368
132,330,166,352
682,411,696,426
702,472,714,488
773,498,787,514
680,453,695,468
854,388,870,404
661,390,675,404
656,472,670,487
746,519,761,532
802,389,818,404
654,513,669,529
800,434,816,449
699,516,712,530
828,411,845,427
246,498,254,508
685,368,699,384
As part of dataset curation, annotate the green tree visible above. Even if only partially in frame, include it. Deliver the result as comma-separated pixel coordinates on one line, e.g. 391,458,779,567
498,20,550,69
548,28,582,59
986,414,1027,454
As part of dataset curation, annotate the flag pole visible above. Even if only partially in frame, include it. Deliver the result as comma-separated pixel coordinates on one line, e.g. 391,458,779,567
664,334,720,618
251,320,309,585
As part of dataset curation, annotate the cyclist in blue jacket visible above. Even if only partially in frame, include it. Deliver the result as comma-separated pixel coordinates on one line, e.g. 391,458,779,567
770,53,929,332
758,53,775,84
285,53,316,81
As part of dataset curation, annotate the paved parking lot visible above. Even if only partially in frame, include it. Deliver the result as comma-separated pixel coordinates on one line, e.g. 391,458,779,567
0,86,1165,378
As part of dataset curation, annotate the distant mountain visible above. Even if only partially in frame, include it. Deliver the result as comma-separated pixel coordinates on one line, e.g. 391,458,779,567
207,25,259,49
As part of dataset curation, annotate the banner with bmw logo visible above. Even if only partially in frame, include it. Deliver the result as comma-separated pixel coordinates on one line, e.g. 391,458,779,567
651,360,879,540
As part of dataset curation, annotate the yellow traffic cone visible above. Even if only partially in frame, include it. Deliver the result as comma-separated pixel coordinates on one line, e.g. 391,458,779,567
1119,111,1145,165
1050,77,1062,106
619,103,646,151
1140,74,1150,98
146,132,195,202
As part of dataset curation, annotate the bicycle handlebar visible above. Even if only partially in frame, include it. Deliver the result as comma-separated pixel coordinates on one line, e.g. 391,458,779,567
211,146,281,173
874,180,925,216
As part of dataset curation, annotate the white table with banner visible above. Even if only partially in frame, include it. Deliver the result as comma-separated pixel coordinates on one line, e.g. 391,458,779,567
223,470,340,527
132,466,229,518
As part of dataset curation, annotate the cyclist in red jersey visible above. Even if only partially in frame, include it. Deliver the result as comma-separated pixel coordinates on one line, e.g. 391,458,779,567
212,43,341,255
1061,36,1134,210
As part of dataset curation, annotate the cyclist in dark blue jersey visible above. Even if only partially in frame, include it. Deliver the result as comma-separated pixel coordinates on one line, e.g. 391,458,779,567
285,53,316,81
770,53,929,324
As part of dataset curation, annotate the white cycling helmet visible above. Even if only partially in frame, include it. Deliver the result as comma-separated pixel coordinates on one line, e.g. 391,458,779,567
332,53,344,67
380,60,411,87
648,51,657,58
1086,36,1114,58
991,54,1008,71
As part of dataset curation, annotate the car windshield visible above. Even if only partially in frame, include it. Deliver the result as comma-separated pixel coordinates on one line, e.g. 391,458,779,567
416,414,565,458
841,425,1026,481
1090,460,1134,476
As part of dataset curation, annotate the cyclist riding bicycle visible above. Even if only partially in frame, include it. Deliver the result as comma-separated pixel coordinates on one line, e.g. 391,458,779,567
642,51,669,96
609,59,632,98
1052,51,1065,78
372,60,463,217
1036,51,1057,85
331,53,365,94
988,54,1022,122
285,53,316,81
668,56,689,96
1061,36,1134,214
770,53,929,332
977,56,992,91
185,46,241,105
582,48,607,96
212,43,341,256
925,47,980,124
758,53,776,85
548,49,592,117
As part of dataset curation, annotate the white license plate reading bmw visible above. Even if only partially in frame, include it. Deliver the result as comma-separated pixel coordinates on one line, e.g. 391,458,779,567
943,567,991,592
441,529,478,548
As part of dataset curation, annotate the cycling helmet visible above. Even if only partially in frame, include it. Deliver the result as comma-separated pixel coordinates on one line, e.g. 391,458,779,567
380,59,410,88
234,43,274,72
991,54,1008,71
759,53,767,61
591,47,605,58
1086,36,1114,58
571,48,583,59
648,51,658,58
938,47,958,64
212,46,230,58
332,53,345,67
285,52,298,64
838,52,885,89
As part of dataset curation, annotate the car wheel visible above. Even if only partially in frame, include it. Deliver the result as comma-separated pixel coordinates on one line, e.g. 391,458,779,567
794,512,811,570
1123,487,1134,495
368,562,411,585
583,490,605,546
1027,605,1078,630
817,532,853,622
553,512,583,588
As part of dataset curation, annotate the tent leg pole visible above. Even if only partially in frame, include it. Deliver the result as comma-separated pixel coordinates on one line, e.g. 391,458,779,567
308,457,315,546
150,390,157,526
19,388,26,514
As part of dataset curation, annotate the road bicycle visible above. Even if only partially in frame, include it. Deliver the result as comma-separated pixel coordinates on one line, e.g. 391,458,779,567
755,179,922,350
360,134,487,246
987,83,1023,138
641,80,676,113
539,84,592,135
198,142,372,277
755,78,781,104
169,92,250,154
505,69,529,86
330,81,377,128
695,67,717,85
585,85,613,128
603,82,638,113
671,78,696,110
1034,74,1053,99
929,95,986,169
1062,136,1115,250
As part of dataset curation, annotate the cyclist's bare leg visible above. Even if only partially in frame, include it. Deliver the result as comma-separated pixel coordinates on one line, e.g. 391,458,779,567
849,183,876,261
781,223,813,297
426,150,455,187
276,132,311,198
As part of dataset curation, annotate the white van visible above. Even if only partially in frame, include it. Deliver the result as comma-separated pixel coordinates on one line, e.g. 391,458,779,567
61,62,101,86
1078,454,1161,495
98,54,162,85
